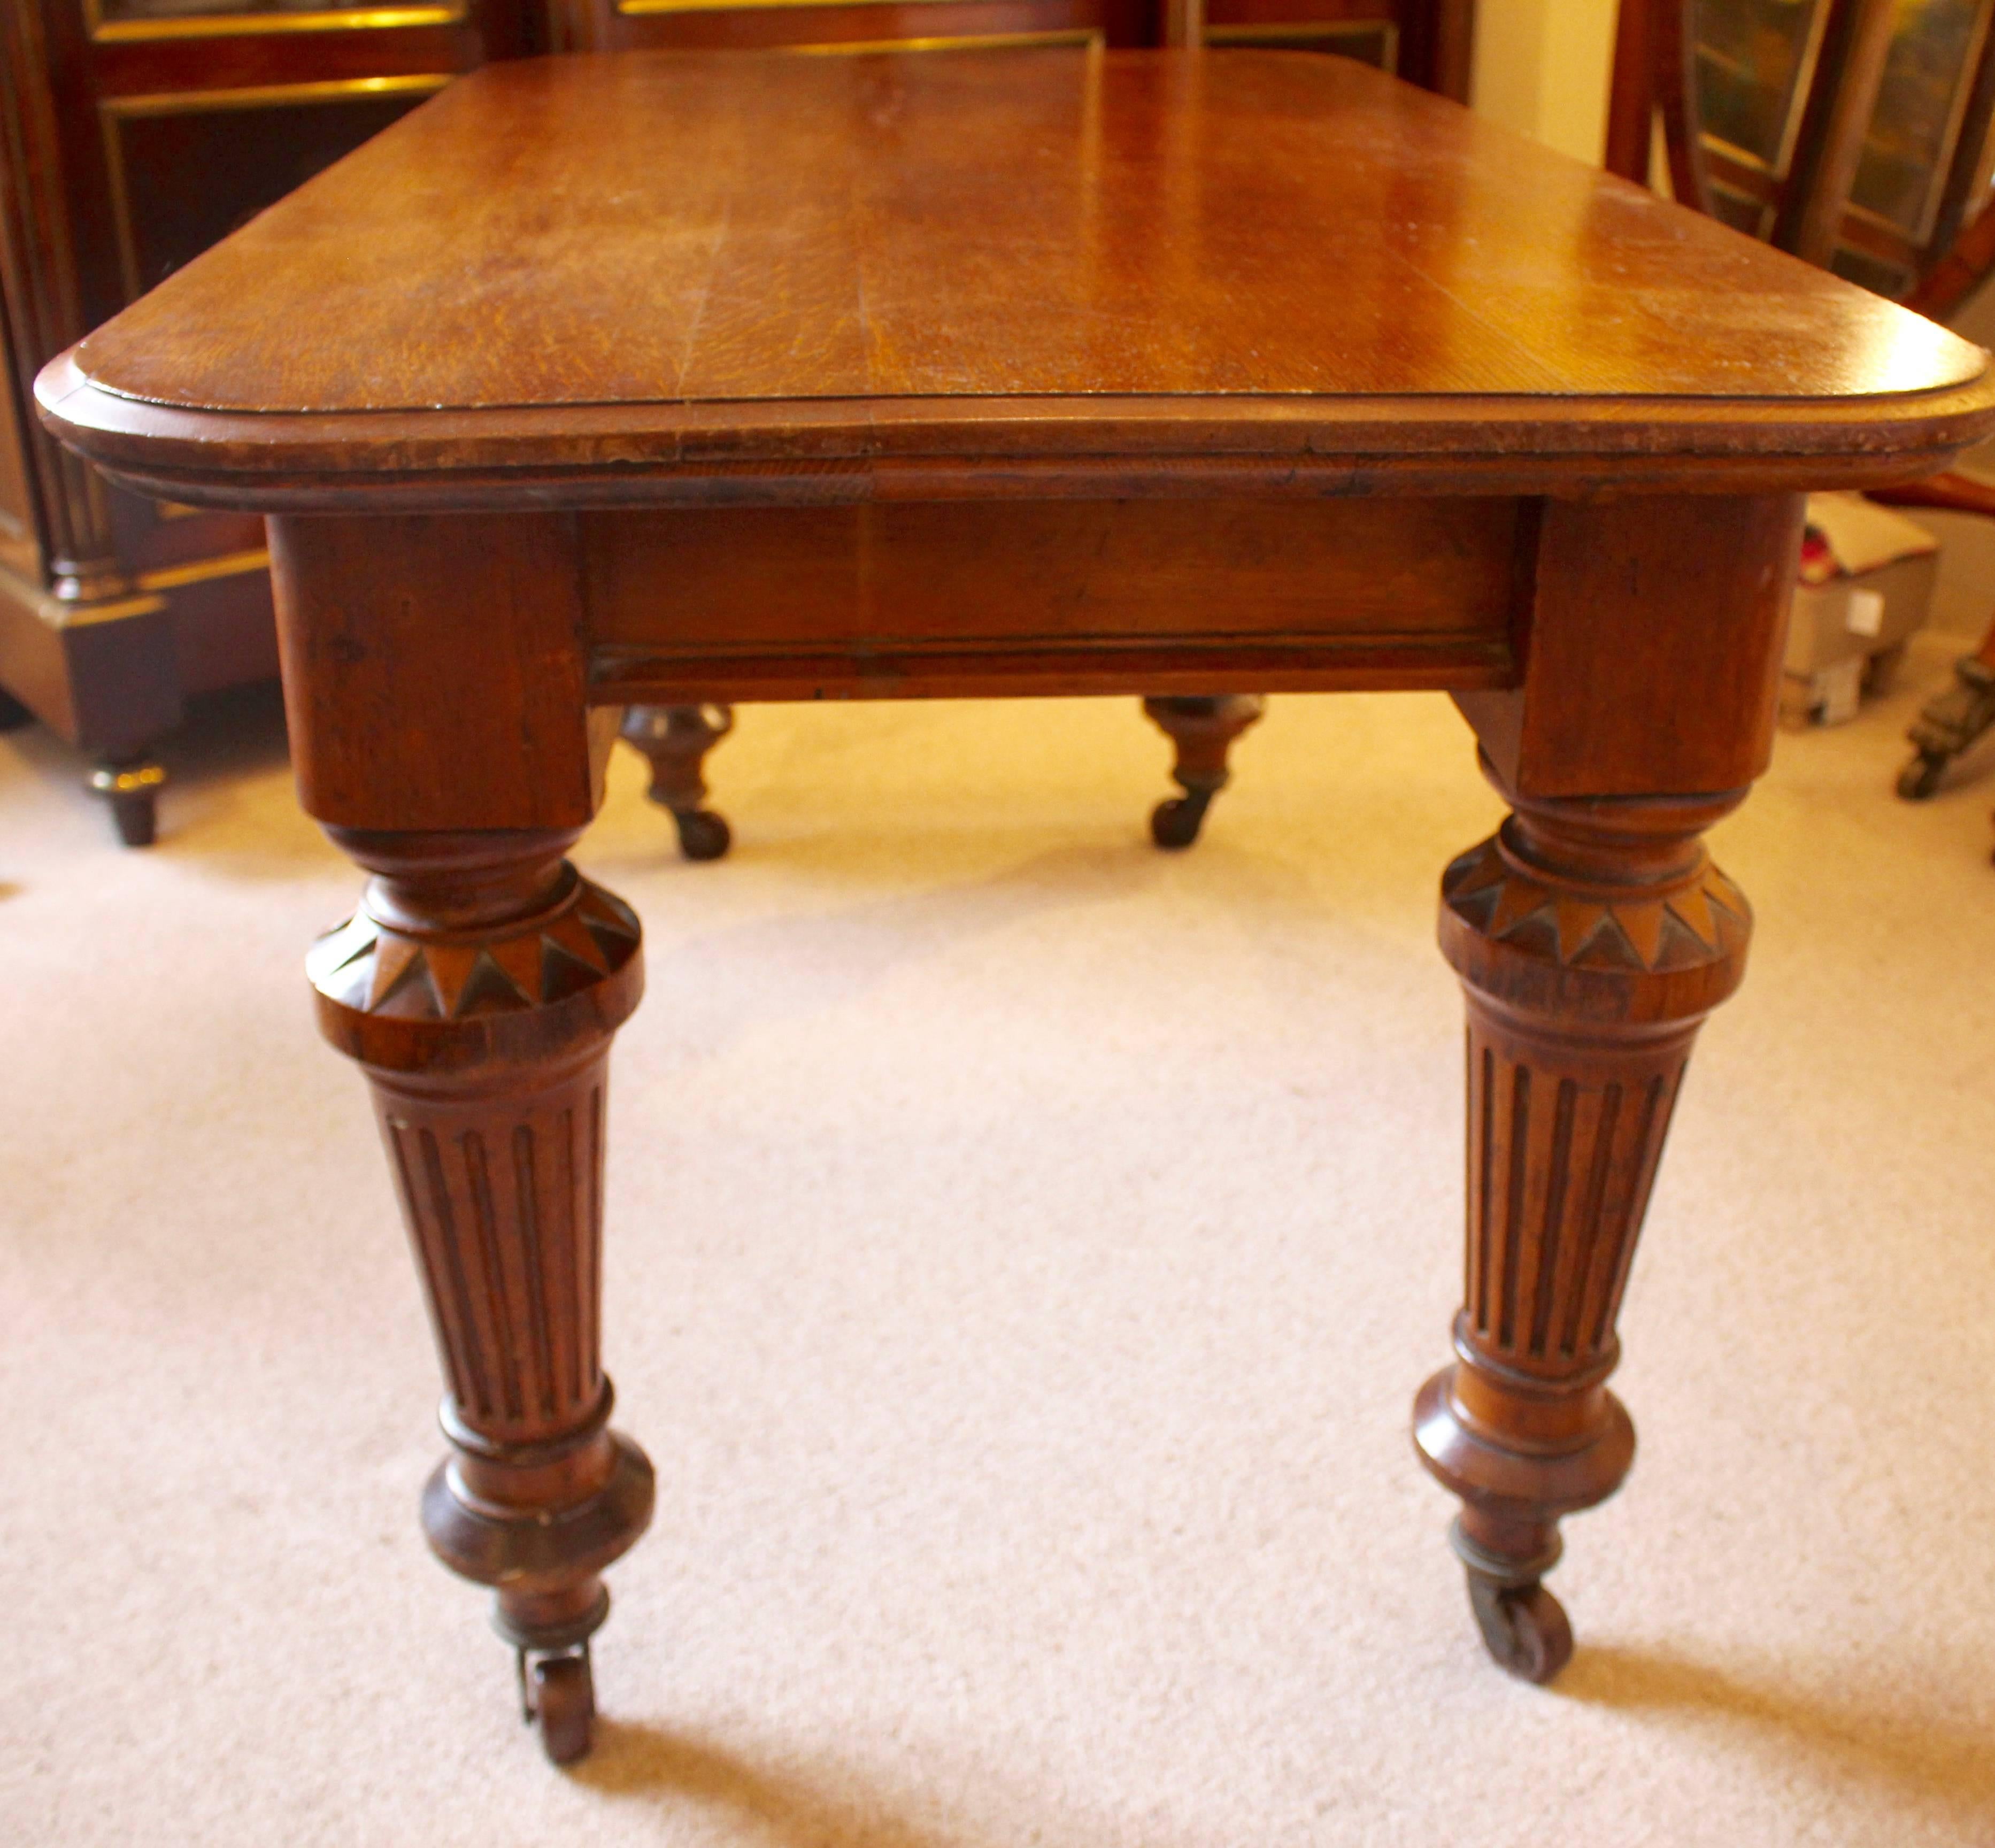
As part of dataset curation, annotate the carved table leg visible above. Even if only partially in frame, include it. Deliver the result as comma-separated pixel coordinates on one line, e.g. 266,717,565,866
309,826,654,1764
621,703,736,860
1141,694,1265,848
1414,757,1752,1682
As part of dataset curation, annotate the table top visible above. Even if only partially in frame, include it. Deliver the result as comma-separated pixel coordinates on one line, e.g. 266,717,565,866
38,49,1995,508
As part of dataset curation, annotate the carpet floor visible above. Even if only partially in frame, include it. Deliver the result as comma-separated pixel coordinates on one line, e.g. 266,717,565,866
5,637,1994,1846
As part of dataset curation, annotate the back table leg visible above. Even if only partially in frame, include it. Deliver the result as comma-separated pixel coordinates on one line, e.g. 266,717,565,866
621,703,736,861
1415,764,1752,1681
1142,695,1265,848
308,825,654,1764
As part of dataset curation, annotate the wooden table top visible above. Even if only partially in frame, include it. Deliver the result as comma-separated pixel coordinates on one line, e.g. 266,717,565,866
38,49,1995,508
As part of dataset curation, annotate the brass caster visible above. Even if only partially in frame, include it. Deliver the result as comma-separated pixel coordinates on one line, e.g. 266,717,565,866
1466,1573,1574,1684
1150,788,1215,849
88,760,165,846
672,806,732,861
520,1647,595,1766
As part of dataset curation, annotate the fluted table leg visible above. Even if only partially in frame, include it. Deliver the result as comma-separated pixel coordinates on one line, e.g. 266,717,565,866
1415,756,1753,1682
309,825,653,1764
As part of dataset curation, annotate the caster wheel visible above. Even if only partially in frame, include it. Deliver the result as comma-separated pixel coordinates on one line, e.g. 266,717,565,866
1467,1575,1573,1685
673,807,732,861
0,687,31,732
1897,752,1946,800
1150,790,1212,850
530,1654,595,1766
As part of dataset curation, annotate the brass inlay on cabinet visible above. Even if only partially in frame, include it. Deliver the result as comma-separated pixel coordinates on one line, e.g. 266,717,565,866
792,28,1103,52
98,71,452,118
84,0,465,45
618,0,998,16
135,546,272,594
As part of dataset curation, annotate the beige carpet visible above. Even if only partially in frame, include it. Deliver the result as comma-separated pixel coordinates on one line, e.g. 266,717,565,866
5,638,1995,1847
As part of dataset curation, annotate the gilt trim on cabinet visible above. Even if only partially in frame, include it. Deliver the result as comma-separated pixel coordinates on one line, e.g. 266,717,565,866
82,1,467,44
791,28,1102,52
615,0,1010,14
134,544,268,593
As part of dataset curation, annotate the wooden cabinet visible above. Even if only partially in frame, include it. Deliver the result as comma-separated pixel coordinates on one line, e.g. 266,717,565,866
549,0,1468,93
0,0,1471,841
0,0,534,838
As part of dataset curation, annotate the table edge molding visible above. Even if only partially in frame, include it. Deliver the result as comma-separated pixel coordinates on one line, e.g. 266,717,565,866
38,357,1995,509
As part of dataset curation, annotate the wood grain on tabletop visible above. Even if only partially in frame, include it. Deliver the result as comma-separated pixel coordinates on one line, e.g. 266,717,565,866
43,50,1992,458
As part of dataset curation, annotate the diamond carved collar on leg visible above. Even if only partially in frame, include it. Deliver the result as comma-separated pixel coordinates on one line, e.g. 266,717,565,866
1442,838,1750,975
309,881,641,1021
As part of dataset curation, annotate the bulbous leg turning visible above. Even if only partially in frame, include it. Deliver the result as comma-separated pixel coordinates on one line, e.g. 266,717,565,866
1417,761,1753,1680
310,827,654,1762
1142,695,1264,848
622,704,735,860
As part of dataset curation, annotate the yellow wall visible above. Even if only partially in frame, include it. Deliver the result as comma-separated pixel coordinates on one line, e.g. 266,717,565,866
1472,0,1620,166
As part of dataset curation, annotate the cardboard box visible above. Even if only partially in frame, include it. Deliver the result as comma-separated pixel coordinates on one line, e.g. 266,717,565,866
1780,495,1939,727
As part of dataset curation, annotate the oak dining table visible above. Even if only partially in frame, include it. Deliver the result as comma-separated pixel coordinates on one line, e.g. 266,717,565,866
36,45,1995,1766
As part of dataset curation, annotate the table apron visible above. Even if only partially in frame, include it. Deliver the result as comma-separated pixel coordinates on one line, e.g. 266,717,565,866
265,489,1800,831
580,496,1524,703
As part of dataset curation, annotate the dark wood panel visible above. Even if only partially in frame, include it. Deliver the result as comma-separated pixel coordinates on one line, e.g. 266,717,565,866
104,84,448,297
0,578,181,749
0,312,42,579
1203,0,1398,67
169,563,279,692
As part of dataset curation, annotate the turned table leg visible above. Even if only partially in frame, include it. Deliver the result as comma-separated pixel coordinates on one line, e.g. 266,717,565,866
1414,757,1753,1681
621,703,736,860
1141,695,1265,848
309,825,653,1764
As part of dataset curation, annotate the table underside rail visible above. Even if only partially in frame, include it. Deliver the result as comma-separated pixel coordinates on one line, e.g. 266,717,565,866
587,636,1516,705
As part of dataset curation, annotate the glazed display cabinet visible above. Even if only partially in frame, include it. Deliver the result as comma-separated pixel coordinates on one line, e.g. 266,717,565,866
0,0,1470,843
0,0,531,841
